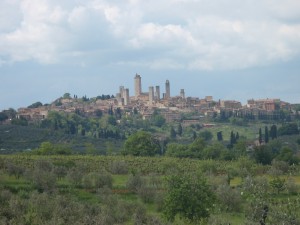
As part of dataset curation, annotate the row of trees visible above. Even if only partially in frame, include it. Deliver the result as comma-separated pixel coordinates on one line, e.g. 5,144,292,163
121,130,300,165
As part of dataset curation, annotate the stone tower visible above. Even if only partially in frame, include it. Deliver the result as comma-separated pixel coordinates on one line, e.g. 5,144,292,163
180,89,185,99
119,86,124,98
149,86,154,104
124,88,130,105
134,74,142,99
155,86,160,100
165,80,170,99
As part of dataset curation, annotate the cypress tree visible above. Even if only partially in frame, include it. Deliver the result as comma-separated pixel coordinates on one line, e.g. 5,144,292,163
170,127,176,139
259,128,262,144
177,124,183,136
270,125,277,140
236,132,240,141
217,131,223,141
265,126,269,143
230,131,236,145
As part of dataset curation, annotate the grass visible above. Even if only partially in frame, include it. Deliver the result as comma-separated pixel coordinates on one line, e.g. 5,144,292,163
73,189,99,203
205,122,268,141
113,174,128,188
1,174,33,193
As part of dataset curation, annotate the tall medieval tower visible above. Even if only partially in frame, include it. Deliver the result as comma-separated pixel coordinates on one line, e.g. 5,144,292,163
165,80,170,99
134,74,142,99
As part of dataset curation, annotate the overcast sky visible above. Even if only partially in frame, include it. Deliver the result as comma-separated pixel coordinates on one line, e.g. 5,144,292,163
1,0,300,110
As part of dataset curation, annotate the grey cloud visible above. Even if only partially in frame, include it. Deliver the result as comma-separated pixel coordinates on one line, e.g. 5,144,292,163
0,0,300,70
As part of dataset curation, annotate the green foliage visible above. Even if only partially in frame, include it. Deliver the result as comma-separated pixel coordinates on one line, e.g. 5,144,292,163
217,131,223,141
216,184,242,212
166,138,210,159
34,142,72,155
270,124,278,140
278,123,299,136
269,177,286,194
163,173,215,222
0,112,9,121
170,126,176,139
259,128,263,144
123,131,160,156
63,93,71,99
165,143,188,158
198,130,213,141
253,145,273,165
276,147,299,165
28,101,43,108
202,143,225,160
177,124,183,136
11,117,28,126
151,114,166,127
187,137,207,158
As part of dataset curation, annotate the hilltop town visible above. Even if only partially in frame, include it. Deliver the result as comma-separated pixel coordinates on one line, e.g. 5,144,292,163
11,73,298,123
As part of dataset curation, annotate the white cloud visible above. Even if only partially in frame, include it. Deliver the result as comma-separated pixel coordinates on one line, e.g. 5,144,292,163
0,0,299,70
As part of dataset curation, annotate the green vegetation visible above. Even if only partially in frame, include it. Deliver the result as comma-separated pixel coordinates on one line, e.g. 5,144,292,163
0,155,299,224
1,104,300,224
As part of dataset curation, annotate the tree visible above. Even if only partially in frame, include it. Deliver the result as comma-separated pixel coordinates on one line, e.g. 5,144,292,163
265,126,269,143
0,112,8,122
259,128,263,144
177,124,183,136
63,93,71,99
192,131,197,140
270,124,277,140
123,131,160,156
165,143,188,158
28,101,43,108
199,130,213,141
163,173,215,222
170,127,176,139
217,131,223,141
230,131,236,146
188,137,206,158
202,143,224,159
276,147,299,165
253,145,273,165
236,132,240,141
278,123,299,136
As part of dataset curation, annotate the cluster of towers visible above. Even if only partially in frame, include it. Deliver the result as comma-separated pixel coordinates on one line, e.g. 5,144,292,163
116,86,130,106
134,74,171,101
117,73,184,106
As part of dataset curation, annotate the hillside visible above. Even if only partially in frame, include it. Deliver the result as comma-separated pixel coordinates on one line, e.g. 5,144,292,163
0,124,123,154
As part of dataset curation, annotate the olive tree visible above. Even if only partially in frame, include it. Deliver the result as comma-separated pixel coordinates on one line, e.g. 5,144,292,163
163,173,215,223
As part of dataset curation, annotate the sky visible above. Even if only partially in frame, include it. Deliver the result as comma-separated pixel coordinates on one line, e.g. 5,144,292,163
1,0,300,110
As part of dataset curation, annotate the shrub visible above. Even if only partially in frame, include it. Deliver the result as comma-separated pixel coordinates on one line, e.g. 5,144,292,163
110,161,128,174
126,173,143,193
95,172,113,189
163,173,215,222
216,184,243,212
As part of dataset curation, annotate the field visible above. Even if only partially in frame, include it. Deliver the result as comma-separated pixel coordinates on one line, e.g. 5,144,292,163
0,155,300,224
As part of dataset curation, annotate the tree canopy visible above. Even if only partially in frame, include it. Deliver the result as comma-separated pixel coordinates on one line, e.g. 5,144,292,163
163,173,215,222
123,131,160,156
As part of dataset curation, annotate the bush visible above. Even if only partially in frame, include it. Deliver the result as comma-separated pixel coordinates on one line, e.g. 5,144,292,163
30,169,57,193
137,185,156,203
126,173,143,193
110,161,128,174
95,172,113,189
67,168,84,187
216,184,243,212
163,173,215,222
6,162,25,179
